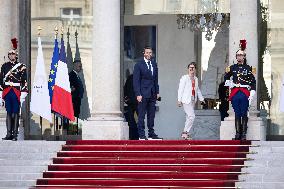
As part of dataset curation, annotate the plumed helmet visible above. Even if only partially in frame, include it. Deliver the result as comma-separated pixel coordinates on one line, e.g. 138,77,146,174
239,39,247,51
8,38,18,55
7,38,18,62
11,38,17,50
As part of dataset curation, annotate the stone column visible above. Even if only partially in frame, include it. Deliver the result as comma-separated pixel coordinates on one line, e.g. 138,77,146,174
0,0,12,60
0,0,18,138
82,0,128,139
220,0,266,140
18,0,30,140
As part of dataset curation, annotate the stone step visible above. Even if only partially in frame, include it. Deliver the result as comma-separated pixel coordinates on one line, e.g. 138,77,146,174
236,182,284,189
252,141,284,146
239,173,263,182
238,141,284,188
249,146,284,154
0,141,63,189
0,153,57,160
245,159,284,167
246,154,284,160
0,166,46,173
240,172,284,182
0,160,51,166
0,146,62,153
0,173,42,180
247,152,284,159
0,141,65,145
0,180,36,187
242,167,284,174
0,187,29,189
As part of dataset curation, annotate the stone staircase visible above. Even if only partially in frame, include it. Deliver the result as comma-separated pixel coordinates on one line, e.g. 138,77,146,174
1,140,284,189
0,140,65,189
237,141,284,189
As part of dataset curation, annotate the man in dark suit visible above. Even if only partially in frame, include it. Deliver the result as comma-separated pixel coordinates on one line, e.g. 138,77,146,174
69,60,84,118
124,73,139,140
218,81,229,121
133,46,161,140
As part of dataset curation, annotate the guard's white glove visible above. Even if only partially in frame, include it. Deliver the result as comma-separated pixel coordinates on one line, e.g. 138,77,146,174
248,90,256,106
20,92,27,106
224,80,234,89
0,91,3,107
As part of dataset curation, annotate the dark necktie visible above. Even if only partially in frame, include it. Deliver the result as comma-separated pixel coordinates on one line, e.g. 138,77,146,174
147,61,153,75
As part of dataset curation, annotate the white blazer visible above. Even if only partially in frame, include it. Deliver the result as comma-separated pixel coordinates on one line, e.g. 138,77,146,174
177,75,204,104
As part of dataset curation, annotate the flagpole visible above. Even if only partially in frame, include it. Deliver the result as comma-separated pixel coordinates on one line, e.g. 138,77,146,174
61,26,64,40
58,26,65,138
54,26,59,140
37,25,44,140
53,113,55,139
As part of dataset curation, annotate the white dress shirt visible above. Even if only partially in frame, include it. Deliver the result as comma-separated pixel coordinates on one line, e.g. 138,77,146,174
144,57,153,75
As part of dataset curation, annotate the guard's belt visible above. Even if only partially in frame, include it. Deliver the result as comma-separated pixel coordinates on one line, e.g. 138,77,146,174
5,82,21,87
233,83,250,89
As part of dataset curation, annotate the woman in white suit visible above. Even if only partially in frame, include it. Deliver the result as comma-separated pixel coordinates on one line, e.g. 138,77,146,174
177,62,205,139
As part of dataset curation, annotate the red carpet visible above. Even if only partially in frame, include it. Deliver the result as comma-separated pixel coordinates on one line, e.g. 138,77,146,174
35,140,251,188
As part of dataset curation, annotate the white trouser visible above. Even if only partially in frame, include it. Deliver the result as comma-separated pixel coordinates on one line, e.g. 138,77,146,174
183,102,195,133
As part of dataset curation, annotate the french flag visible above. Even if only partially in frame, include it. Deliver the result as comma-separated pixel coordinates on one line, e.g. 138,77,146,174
51,38,75,121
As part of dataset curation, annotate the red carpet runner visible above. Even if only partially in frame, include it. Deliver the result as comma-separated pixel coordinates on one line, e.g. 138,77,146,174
35,140,251,189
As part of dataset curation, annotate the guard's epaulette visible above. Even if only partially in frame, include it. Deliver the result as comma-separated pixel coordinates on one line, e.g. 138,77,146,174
225,66,230,73
252,67,256,75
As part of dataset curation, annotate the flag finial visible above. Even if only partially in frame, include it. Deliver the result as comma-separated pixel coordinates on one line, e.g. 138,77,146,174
67,28,70,42
74,30,81,63
61,26,64,37
54,26,58,39
37,25,42,36
75,30,78,40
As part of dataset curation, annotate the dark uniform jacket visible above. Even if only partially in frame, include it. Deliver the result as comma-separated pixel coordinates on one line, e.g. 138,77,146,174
0,61,27,100
224,63,256,100
69,70,84,117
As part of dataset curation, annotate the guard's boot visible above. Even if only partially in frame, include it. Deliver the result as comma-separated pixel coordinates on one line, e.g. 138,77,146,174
234,117,242,140
241,116,248,140
12,113,19,141
2,114,13,140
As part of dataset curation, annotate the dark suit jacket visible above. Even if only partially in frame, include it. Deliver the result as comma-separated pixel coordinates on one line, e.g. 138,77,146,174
133,58,159,98
124,74,137,108
69,70,84,117
218,81,229,101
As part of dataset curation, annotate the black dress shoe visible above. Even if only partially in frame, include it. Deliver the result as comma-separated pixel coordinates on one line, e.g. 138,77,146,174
2,136,13,140
139,136,148,140
148,135,163,140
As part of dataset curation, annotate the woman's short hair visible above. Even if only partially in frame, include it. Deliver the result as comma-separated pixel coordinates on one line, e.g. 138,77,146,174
187,62,196,69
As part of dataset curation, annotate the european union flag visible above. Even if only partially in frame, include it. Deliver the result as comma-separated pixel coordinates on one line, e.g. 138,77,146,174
48,38,59,103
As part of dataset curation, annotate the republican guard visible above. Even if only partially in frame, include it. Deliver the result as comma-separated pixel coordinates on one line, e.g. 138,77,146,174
1,38,28,141
224,40,256,140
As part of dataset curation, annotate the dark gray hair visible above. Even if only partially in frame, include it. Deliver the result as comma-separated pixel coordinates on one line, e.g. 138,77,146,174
187,62,196,69
143,46,153,53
